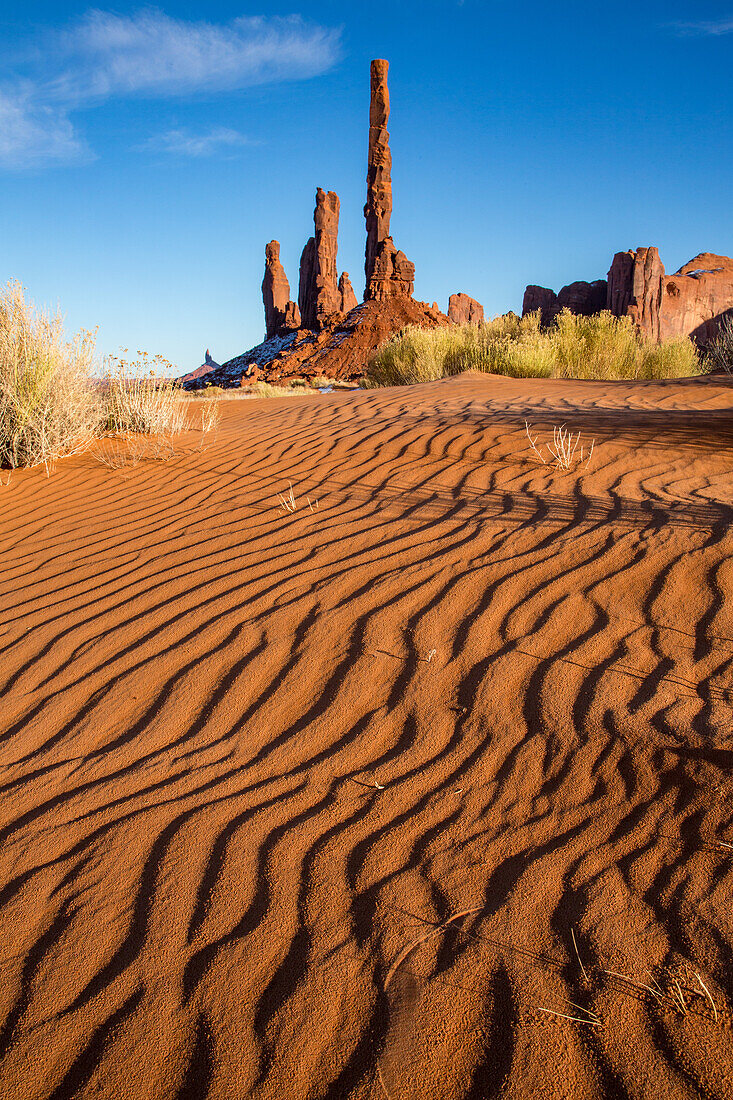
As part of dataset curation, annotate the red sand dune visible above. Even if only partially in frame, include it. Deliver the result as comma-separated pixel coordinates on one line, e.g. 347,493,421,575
2,374,733,1098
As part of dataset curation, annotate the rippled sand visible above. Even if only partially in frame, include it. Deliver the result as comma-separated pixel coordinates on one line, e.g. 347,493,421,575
2,373,733,1099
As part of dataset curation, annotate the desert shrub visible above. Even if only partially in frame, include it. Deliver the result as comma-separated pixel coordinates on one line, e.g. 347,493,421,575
103,352,187,435
366,309,702,386
246,380,307,398
0,280,99,469
551,311,639,379
638,336,701,380
705,314,733,373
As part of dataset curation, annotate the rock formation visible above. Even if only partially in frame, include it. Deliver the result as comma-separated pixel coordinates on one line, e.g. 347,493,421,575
448,293,484,325
607,247,663,341
205,57,447,393
339,272,358,314
522,286,559,326
364,59,415,301
523,281,606,326
297,191,343,330
661,254,733,343
558,280,607,316
262,241,292,338
367,237,415,301
365,59,392,289
524,247,733,346
180,349,221,385
313,188,341,327
607,248,733,344
298,238,316,330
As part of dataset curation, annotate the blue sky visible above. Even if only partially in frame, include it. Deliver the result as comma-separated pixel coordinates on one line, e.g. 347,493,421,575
1,2,732,372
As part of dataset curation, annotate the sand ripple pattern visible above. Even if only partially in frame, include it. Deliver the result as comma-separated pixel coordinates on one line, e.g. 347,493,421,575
2,375,733,1098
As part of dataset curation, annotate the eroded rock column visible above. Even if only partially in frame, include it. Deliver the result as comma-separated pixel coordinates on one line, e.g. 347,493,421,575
365,59,392,289
313,188,341,327
262,241,291,338
339,272,358,314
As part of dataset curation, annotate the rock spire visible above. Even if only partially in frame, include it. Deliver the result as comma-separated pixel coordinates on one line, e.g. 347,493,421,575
298,190,342,330
313,188,341,327
364,60,414,301
339,272,358,314
262,241,293,338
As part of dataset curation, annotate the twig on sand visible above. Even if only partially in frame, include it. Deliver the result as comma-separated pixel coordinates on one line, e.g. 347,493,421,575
525,420,547,464
604,966,718,1020
694,971,718,1023
351,778,385,791
536,999,601,1027
525,420,594,471
570,926,589,986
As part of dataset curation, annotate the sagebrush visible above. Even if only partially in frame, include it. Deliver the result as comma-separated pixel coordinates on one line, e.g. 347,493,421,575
0,281,99,469
366,310,702,386
1,281,217,471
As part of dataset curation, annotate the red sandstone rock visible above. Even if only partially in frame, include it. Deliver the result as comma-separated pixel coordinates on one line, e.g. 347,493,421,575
313,188,341,328
522,285,559,326
298,238,316,329
364,60,414,301
629,247,664,341
606,247,733,344
557,280,607,316
367,237,415,301
365,59,392,288
448,293,484,325
339,272,358,314
606,252,636,318
282,301,301,330
262,241,292,338
180,349,221,384
661,254,733,343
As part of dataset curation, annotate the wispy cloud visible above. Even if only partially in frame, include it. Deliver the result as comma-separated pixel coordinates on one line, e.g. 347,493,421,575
138,126,254,158
669,16,733,36
0,90,91,169
0,9,341,170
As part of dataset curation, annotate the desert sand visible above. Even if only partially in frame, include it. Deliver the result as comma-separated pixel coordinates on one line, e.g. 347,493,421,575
2,374,733,1098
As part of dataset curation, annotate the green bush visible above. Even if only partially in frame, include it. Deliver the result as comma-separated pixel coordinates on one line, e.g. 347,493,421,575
366,309,702,386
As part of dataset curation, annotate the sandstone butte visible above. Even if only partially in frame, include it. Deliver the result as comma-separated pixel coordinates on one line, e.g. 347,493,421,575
448,293,485,325
524,249,733,344
182,59,733,390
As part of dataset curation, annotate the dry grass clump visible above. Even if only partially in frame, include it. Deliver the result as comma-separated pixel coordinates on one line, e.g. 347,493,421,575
367,310,702,386
103,352,187,435
706,314,733,373
0,280,220,473
0,280,99,470
525,421,594,471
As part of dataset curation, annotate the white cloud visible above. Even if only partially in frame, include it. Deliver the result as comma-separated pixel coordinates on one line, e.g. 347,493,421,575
140,126,253,157
46,10,342,102
0,9,341,169
670,17,733,35
0,89,90,169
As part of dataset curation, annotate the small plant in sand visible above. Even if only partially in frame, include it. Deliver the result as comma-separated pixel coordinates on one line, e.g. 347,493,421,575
525,420,594,471
0,280,99,470
277,483,318,513
99,353,220,468
103,352,187,436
